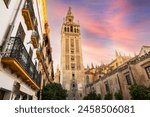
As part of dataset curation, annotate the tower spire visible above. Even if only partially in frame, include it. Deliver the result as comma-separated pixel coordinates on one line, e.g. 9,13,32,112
115,50,119,57
66,7,74,23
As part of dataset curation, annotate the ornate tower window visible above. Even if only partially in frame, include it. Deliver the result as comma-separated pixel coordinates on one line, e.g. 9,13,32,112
71,63,75,70
71,55,75,61
64,27,66,32
65,55,69,70
76,40,79,53
67,27,69,32
71,39,74,47
69,19,72,22
71,48,74,54
65,39,69,53
70,26,73,32
74,28,76,33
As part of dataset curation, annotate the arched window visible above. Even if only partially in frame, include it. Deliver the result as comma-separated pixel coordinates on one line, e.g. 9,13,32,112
73,84,75,87
70,26,73,32
74,28,76,33
64,27,66,32
67,27,69,32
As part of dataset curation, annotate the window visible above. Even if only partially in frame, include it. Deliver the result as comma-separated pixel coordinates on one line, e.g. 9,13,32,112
72,84,75,88
22,94,27,100
64,27,66,32
125,74,132,85
86,76,89,84
70,26,73,32
76,40,79,52
71,55,74,61
0,90,5,100
145,66,150,78
3,0,10,8
71,48,74,54
16,23,25,42
71,63,75,70
71,39,74,47
80,93,82,97
69,19,72,22
65,39,69,53
76,56,80,70
104,81,110,93
72,74,75,79
14,95,20,100
74,28,76,33
29,47,33,58
65,55,69,70
29,96,33,100
67,27,69,32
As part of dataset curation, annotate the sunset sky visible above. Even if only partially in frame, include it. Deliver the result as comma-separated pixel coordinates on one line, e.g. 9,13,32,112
46,0,150,71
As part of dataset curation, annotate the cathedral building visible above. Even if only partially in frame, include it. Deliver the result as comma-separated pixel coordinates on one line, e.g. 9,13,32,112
85,46,150,99
60,7,85,99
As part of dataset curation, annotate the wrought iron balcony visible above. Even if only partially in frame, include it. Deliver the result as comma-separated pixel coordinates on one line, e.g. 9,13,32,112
1,37,41,90
31,29,39,48
22,0,37,30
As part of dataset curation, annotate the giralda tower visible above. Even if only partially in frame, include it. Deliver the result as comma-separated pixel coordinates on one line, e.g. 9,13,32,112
60,7,85,99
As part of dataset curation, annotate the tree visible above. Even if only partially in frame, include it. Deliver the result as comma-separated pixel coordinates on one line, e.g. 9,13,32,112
104,93,112,100
42,83,67,100
115,90,123,100
129,85,150,100
84,92,101,100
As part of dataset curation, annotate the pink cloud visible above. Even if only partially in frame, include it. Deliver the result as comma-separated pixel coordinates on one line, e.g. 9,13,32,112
46,0,150,71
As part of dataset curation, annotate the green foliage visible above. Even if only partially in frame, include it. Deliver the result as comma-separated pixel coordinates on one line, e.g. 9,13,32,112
129,85,150,100
104,93,112,100
83,92,101,100
115,90,123,100
42,83,67,100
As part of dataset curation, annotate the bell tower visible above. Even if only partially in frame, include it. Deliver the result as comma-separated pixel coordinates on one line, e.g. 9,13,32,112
60,7,85,99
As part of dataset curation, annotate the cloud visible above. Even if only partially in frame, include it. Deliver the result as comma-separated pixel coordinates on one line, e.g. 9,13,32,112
46,0,150,71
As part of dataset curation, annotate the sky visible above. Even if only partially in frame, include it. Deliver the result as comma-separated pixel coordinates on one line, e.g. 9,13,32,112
46,0,150,71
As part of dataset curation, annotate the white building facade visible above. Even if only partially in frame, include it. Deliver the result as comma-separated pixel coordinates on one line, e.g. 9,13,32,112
0,0,50,100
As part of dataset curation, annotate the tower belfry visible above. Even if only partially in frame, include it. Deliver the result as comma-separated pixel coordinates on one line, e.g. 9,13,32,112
60,7,85,100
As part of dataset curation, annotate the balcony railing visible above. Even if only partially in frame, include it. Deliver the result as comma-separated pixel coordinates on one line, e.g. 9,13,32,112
1,37,41,90
31,29,39,48
22,0,37,30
